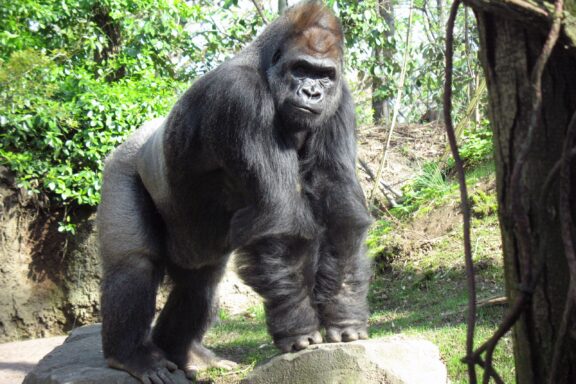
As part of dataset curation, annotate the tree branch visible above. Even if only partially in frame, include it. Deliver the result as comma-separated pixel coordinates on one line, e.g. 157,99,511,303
444,1,477,383
463,0,576,49
251,0,268,24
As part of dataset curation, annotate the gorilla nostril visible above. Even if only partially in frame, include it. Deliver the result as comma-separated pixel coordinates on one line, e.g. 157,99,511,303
302,87,322,101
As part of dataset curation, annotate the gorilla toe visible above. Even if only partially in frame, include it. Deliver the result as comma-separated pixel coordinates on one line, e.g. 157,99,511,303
326,325,369,343
275,330,323,352
106,350,179,384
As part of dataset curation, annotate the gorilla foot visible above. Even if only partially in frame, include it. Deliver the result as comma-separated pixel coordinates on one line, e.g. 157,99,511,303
182,343,238,378
106,347,178,384
275,330,323,353
325,325,368,343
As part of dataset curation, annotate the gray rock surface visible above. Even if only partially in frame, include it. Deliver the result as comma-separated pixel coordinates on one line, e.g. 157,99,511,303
23,324,190,384
23,324,447,384
242,336,448,384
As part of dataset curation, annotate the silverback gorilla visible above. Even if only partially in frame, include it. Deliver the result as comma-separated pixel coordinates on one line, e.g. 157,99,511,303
97,1,372,383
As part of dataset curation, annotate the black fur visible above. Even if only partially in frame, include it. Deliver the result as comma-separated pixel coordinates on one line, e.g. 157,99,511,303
97,2,372,382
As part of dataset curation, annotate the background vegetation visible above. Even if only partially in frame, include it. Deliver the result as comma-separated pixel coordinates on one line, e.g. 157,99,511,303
0,0,509,382
0,0,485,227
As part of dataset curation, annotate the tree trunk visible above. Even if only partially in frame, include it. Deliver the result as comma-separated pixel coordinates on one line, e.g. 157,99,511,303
469,2,576,382
372,0,395,124
278,0,288,14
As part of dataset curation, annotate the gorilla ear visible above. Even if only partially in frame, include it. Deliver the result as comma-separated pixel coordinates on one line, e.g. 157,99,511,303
272,49,282,65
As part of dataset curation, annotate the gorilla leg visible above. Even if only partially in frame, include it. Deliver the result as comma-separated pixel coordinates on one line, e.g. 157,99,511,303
98,145,179,383
101,260,178,382
314,191,372,343
152,263,237,378
236,236,322,352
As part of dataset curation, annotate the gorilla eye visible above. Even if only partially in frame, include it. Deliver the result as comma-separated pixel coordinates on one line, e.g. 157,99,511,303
292,61,336,81
321,68,337,80
272,49,282,65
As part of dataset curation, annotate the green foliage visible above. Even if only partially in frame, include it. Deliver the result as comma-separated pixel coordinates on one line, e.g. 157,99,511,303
393,162,456,216
333,0,485,123
469,188,497,218
0,47,181,209
459,120,493,166
0,0,492,234
0,0,262,231
329,0,398,123
366,219,394,258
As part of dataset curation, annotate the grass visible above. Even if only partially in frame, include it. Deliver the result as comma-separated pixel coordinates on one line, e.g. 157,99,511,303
198,160,512,383
368,214,513,383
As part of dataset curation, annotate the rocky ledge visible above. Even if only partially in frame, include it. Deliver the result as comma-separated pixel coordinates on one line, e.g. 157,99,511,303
24,324,447,384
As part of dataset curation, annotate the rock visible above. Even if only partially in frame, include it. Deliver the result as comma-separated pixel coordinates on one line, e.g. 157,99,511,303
23,325,447,384
23,324,190,384
242,336,448,384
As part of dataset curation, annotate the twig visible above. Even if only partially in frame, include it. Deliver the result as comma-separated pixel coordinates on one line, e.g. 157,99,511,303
359,159,402,198
477,295,507,307
444,1,477,383
359,160,399,207
250,0,268,24
369,0,414,205
441,77,487,162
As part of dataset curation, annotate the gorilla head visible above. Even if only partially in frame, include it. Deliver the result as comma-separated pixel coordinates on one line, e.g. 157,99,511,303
267,4,344,129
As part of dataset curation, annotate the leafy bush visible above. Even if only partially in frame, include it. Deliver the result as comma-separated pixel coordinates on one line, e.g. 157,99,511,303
0,0,261,232
459,120,493,166
0,49,180,207
393,162,456,216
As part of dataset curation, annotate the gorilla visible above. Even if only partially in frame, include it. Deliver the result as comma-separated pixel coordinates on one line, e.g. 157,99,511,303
97,1,372,383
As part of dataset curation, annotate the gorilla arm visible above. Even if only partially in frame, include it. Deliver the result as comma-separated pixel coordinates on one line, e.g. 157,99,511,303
201,65,322,351
306,88,373,342
204,66,317,249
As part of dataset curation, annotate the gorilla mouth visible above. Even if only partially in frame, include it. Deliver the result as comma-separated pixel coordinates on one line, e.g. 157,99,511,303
291,103,321,115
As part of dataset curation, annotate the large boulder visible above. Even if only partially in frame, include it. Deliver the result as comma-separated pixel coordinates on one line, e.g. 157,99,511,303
23,325,189,384
24,324,447,384
242,336,448,384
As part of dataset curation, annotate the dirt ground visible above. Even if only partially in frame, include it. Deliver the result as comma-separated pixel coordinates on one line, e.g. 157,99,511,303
0,336,65,384
357,122,447,207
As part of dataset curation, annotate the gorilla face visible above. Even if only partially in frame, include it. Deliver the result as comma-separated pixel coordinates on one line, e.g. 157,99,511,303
268,40,343,129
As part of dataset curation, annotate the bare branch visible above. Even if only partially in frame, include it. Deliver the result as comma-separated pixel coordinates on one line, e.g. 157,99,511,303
370,0,414,204
251,0,268,24
444,1,477,383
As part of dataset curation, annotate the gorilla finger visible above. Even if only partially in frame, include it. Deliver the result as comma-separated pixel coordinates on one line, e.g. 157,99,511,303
157,369,175,384
358,329,369,340
326,328,342,343
275,339,295,353
309,331,323,344
185,369,197,380
294,337,310,351
148,372,164,384
341,328,359,342
164,360,178,371
310,333,322,345
141,376,152,384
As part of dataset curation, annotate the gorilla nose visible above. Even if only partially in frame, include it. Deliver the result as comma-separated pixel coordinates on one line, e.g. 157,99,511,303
299,86,323,103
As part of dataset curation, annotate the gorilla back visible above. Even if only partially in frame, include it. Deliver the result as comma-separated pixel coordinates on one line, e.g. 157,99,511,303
97,1,372,383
